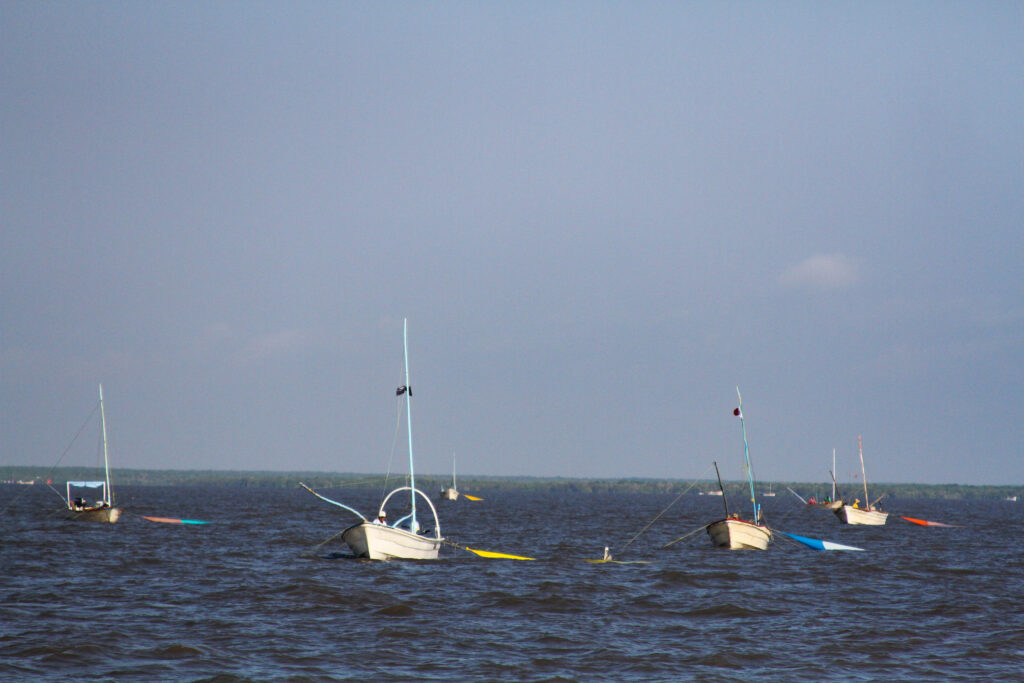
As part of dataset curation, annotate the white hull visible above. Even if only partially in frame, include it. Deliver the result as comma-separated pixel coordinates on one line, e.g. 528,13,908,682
441,488,459,501
835,505,888,526
707,518,772,550
68,506,121,523
342,522,443,560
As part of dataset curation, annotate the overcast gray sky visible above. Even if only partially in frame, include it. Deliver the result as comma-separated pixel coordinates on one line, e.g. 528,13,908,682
3,2,1022,486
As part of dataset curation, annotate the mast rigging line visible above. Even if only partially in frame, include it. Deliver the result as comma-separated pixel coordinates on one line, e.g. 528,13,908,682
1,401,101,517
380,371,405,505
615,463,715,557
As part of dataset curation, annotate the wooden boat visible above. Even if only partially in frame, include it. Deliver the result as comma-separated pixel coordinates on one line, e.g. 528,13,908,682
305,319,443,560
440,455,459,500
836,504,888,526
834,435,888,526
706,388,772,550
65,384,121,523
707,516,772,550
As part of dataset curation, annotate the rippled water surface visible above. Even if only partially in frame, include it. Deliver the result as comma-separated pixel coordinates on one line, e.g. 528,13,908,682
3,484,1023,681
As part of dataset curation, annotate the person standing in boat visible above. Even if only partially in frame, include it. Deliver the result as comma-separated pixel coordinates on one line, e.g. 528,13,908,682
373,511,387,525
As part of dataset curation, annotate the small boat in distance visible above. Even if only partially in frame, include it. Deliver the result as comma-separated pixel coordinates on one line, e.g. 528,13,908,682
440,455,458,501
304,319,443,560
65,384,121,523
706,388,772,550
834,435,888,526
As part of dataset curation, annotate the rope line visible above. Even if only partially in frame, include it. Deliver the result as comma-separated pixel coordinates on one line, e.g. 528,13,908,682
1,402,100,518
380,368,405,505
616,463,715,556
661,523,712,548
304,527,350,556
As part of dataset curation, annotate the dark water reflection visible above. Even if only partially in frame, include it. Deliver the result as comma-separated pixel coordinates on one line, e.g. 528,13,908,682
3,484,1023,681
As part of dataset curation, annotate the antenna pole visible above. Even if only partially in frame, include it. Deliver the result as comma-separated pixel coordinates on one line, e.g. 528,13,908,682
403,319,418,533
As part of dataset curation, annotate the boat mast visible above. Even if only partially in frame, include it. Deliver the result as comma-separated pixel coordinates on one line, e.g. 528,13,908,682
713,460,730,517
99,383,112,505
832,448,836,501
735,387,758,522
402,319,419,533
858,434,868,507
452,454,457,490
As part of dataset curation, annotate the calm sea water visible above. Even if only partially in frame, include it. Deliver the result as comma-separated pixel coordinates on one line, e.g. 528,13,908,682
3,483,1023,681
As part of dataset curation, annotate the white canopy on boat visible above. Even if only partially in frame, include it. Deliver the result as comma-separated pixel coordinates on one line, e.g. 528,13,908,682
67,481,105,487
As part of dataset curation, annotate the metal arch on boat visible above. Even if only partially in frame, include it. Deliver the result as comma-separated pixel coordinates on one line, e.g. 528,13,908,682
378,485,443,540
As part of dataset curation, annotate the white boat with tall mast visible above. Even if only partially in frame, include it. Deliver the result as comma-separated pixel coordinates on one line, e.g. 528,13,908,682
65,384,121,523
440,454,459,501
834,435,888,526
806,449,844,509
303,319,443,560
706,388,772,550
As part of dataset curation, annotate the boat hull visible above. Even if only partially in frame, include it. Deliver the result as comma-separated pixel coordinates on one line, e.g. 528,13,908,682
67,506,121,523
707,518,772,550
342,522,442,560
441,488,459,501
834,505,888,526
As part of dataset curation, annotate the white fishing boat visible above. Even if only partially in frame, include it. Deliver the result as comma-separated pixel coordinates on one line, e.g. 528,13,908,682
65,384,121,523
706,388,772,550
440,455,459,501
303,319,443,560
834,435,888,526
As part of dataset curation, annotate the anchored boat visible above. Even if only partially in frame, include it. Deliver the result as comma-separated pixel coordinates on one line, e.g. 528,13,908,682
440,455,459,501
65,384,121,523
304,319,443,560
834,435,888,526
706,388,772,550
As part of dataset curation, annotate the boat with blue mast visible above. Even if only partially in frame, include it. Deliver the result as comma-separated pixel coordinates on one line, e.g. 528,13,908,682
706,387,772,550
302,319,443,560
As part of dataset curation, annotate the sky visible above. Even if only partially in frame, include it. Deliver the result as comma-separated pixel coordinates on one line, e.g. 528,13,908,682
2,2,1022,486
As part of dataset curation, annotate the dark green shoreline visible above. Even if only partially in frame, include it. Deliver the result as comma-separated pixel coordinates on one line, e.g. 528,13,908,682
3,465,1020,500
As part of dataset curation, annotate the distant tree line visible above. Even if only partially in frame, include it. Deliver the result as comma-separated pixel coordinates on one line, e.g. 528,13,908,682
3,466,1020,500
